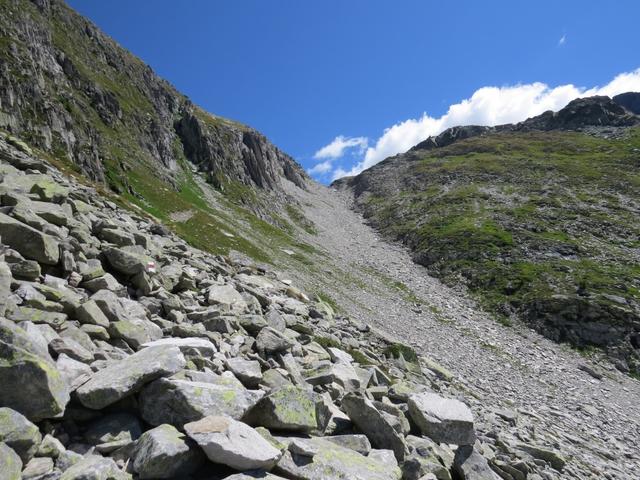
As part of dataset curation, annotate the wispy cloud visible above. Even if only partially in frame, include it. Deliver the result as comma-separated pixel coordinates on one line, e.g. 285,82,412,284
558,34,567,46
312,67,640,181
313,135,368,160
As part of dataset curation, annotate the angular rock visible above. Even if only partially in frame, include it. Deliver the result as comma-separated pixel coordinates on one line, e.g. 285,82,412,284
452,446,501,480
141,337,216,356
341,394,407,462
75,300,110,328
0,442,22,480
184,415,281,471
140,376,263,427
103,246,152,276
255,327,294,354
76,345,186,409
226,357,263,388
0,318,70,421
59,455,131,480
207,284,246,309
108,318,162,350
0,212,59,265
56,354,93,391
0,408,42,463
21,456,54,479
132,424,202,479
276,437,402,480
323,434,371,455
0,262,11,316
407,392,475,446
36,434,65,459
243,385,317,433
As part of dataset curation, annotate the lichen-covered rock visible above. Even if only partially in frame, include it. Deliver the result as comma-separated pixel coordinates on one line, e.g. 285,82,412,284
407,392,475,446
184,415,281,471
0,442,22,480
276,437,402,480
76,345,186,409
0,318,69,421
0,408,42,463
140,376,263,427
131,424,202,479
0,212,59,265
243,385,318,433
341,394,407,462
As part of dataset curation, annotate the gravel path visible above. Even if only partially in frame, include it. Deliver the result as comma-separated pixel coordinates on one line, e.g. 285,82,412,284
285,181,640,479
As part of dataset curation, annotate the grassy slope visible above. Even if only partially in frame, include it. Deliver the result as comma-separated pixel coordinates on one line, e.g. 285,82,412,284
359,129,640,348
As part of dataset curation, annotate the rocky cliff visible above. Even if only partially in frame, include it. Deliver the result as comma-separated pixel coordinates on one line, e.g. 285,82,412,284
0,0,306,200
335,95,640,374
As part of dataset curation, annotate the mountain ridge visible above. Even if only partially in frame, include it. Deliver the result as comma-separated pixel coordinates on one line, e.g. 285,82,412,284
0,0,307,205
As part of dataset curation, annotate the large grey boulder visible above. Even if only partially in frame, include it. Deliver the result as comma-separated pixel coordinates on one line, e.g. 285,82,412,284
276,437,402,480
108,318,162,350
75,300,110,328
243,385,317,433
0,408,42,463
0,212,60,265
76,345,186,409
140,376,263,427
226,357,262,388
0,442,22,480
407,392,475,446
452,446,501,480
0,318,69,421
103,246,152,276
59,455,131,480
184,415,281,471
207,284,246,310
131,424,202,479
56,354,93,391
255,327,294,354
341,394,407,462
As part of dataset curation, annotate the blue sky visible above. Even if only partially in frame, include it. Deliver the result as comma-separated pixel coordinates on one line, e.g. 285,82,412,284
68,1,640,182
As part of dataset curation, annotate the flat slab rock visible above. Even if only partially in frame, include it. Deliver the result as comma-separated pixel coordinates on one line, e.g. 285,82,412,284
76,345,186,410
184,415,281,471
140,337,217,356
407,392,476,446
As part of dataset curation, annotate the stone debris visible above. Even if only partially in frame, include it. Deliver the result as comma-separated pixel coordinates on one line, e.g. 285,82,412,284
0,136,620,479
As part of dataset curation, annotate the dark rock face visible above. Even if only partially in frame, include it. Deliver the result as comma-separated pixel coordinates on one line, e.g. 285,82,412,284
613,92,640,115
0,0,306,195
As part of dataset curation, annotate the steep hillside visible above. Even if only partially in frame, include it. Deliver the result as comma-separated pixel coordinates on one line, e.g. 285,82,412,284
335,95,640,374
0,0,305,208
0,0,329,269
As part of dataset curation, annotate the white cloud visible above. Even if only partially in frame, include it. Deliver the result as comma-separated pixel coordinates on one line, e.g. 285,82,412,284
313,135,368,160
558,34,566,46
308,160,333,175
329,67,640,179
